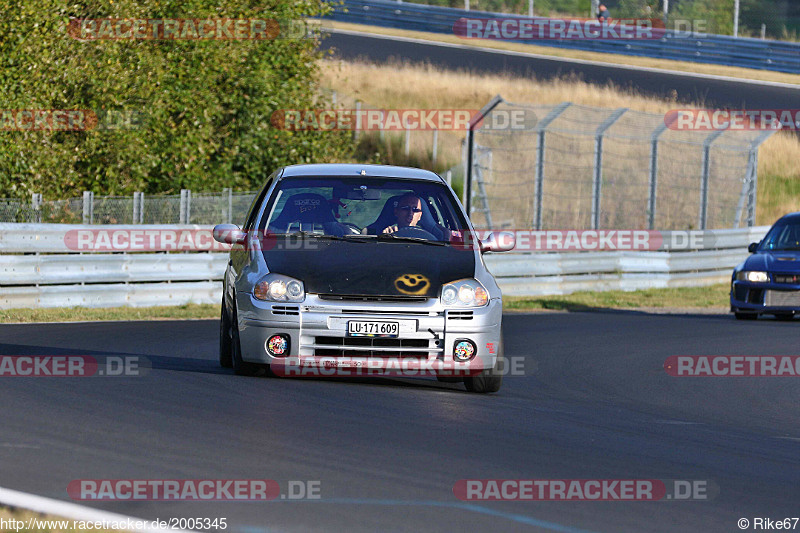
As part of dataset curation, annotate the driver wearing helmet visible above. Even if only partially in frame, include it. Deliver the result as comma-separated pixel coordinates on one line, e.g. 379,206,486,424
382,193,423,234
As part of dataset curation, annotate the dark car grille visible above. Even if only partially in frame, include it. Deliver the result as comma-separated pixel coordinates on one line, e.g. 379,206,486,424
774,274,800,284
313,336,430,357
318,294,429,303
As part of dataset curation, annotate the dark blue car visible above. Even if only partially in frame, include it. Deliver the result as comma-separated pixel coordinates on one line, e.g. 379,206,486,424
731,213,800,320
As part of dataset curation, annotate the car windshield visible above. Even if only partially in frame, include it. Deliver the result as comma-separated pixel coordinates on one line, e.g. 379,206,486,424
259,177,468,243
759,221,800,251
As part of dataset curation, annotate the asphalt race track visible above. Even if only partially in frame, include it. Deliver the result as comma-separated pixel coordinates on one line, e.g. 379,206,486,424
1,312,799,532
320,30,800,110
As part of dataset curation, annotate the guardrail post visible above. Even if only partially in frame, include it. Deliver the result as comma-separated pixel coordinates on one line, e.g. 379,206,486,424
431,129,438,164
180,189,191,224
404,127,411,157
533,102,571,230
82,191,94,224
31,193,42,223
648,118,673,230
592,108,628,230
699,129,725,230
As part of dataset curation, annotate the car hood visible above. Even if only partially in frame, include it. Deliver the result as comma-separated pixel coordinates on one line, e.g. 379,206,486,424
743,251,800,272
262,238,476,297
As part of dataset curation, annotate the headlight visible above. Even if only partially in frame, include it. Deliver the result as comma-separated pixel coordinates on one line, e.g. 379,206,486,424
254,273,305,302
440,279,489,307
736,271,769,283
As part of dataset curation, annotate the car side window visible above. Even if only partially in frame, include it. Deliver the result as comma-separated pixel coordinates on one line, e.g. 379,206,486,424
242,175,276,230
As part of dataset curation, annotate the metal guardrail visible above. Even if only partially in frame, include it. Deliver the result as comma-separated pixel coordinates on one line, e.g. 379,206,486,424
325,0,800,74
0,224,770,308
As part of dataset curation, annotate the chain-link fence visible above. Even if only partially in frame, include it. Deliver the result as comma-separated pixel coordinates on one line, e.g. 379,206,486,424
0,189,258,225
466,97,776,230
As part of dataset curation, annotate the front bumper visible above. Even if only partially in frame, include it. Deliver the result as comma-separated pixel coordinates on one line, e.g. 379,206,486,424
730,280,800,314
236,293,502,370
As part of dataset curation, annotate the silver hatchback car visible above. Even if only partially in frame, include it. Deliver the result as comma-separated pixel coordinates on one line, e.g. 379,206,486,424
213,164,514,393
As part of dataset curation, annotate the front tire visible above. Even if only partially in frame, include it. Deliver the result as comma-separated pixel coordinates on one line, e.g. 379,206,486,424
219,301,233,368
735,312,758,320
464,336,503,393
231,306,259,376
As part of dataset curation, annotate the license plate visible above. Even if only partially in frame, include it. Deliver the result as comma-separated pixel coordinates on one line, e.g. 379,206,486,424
347,320,399,338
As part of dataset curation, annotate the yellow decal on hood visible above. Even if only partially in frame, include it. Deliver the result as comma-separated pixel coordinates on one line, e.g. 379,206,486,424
394,274,430,295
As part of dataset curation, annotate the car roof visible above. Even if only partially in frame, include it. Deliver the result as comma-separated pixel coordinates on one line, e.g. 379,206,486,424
279,164,443,182
776,212,800,224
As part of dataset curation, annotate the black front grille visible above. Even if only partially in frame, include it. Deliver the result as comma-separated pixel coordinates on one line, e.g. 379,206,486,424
747,288,765,304
272,305,300,316
447,311,474,320
774,274,800,284
734,285,748,302
318,294,428,303
313,336,430,357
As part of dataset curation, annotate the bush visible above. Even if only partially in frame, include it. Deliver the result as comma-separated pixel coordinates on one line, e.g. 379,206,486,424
0,0,354,199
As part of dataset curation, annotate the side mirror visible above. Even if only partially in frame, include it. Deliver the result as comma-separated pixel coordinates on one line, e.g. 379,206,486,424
213,224,246,245
480,231,515,253
748,242,759,254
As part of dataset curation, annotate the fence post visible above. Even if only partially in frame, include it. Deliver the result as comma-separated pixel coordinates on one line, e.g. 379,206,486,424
404,128,411,158
31,193,42,223
446,169,452,186
533,102,571,230
354,100,361,141
699,130,725,230
432,129,438,164
180,189,191,224
466,95,504,218
648,118,672,230
132,191,145,224
82,191,94,224
226,188,233,224
740,129,775,227
592,108,627,230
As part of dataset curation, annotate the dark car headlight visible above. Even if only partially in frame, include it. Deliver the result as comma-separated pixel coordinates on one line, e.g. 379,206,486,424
254,273,305,302
736,271,768,283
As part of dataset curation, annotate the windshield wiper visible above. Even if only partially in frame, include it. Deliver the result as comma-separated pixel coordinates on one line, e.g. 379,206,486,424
280,231,369,243
376,233,447,246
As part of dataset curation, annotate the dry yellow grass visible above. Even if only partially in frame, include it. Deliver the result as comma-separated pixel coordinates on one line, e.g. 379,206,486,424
326,20,800,86
319,59,800,225
320,58,682,112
